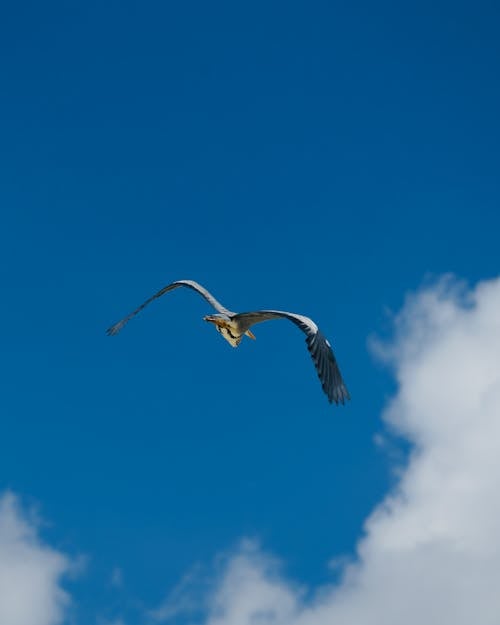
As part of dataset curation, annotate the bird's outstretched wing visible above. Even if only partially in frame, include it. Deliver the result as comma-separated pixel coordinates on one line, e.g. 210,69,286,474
107,279,234,336
234,310,350,405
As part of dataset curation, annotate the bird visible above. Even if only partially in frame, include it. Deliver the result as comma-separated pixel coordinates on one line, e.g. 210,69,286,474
107,279,350,405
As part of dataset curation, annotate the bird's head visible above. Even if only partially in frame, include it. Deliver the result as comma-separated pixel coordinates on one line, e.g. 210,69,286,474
203,314,256,341
203,314,239,344
203,314,226,326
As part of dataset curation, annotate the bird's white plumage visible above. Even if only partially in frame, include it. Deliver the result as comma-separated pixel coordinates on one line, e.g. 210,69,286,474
258,311,319,334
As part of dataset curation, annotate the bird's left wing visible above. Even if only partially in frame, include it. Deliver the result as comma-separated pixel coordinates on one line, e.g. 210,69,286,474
234,310,350,405
107,279,233,336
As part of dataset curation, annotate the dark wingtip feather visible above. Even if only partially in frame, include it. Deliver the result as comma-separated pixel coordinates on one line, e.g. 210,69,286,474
331,381,350,405
306,330,350,406
106,321,126,336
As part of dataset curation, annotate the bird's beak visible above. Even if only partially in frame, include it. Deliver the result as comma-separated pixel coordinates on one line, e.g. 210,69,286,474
245,329,256,340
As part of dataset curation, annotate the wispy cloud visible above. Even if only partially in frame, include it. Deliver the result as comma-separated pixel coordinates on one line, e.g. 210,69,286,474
153,275,500,625
0,492,75,625
110,566,124,589
150,562,211,623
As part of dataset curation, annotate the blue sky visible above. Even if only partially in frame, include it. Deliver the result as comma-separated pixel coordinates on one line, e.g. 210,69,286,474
1,2,499,624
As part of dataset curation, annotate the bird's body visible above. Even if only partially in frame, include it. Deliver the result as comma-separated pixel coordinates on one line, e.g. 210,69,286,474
203,314,250,347
107,279,350,405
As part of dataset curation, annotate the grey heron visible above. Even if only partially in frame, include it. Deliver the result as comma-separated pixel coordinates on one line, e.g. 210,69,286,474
107,279,350,405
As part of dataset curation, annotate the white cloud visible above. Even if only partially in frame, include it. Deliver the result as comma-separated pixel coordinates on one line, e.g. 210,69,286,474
155,275,500,625
150,567,203,622
110,566,124,589
0,492,74,625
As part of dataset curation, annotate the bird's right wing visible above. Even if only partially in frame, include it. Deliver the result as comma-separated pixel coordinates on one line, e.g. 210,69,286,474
234,310,350,405
107,279,234,336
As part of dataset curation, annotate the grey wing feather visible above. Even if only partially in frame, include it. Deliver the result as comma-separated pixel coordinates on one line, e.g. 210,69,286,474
234,310,350,405
107,279,233,335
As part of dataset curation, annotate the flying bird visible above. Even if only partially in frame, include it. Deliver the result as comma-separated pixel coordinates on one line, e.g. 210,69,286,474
107,279,350,405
